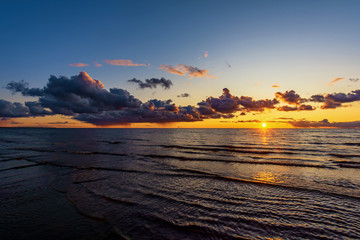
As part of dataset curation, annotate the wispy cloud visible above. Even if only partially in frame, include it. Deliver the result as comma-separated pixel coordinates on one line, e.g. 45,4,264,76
328,77,344,86
128,78,173,89
177,93,190,98
159,64,217,79
94,62,103,67
272,84,280,88
204,51,208,58
104,59,147,66
69,63,89,67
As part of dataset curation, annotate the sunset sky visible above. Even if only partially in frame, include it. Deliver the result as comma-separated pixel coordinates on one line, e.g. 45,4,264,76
1,0,360,128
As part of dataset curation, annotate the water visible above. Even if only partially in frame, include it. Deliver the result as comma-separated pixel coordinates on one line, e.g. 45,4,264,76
0,128,359,239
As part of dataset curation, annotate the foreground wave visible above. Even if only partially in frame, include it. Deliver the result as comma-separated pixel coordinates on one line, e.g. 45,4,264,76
0,128,359,240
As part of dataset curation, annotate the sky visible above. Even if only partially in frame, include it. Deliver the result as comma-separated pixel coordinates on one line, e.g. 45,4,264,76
1,0,360,128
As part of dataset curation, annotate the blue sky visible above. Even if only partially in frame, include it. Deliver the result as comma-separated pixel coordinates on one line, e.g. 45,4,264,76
1,0,360,127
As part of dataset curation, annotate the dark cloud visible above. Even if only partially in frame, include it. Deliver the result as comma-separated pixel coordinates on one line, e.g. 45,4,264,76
25,101,53,116
289,119,360,128
277,104,315,111
349,78,359,82
6,80,44,96
310,89,360,109
177,93,190,98
275,90,304,105
0,99,29,118
39,72,141,115
203,88,278,114
128,78,173,89
74,105,202,126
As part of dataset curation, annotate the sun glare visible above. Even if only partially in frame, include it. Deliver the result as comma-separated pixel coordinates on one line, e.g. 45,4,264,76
262,123,267,128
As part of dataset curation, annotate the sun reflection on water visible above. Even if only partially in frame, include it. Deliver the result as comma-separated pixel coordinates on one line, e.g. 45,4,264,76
254,171,284,184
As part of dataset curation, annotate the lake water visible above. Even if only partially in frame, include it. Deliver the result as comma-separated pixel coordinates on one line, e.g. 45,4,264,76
0,128,359,239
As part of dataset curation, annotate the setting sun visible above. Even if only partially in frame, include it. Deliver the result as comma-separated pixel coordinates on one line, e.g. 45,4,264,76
262,123,267,128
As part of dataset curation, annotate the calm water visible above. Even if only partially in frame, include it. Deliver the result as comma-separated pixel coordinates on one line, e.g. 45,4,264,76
0,128,359,239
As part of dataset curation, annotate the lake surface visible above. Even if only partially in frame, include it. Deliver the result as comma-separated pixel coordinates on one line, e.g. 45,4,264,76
0,128,359,239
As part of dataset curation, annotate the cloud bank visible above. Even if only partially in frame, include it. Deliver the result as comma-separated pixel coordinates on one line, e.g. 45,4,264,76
2,72,360,127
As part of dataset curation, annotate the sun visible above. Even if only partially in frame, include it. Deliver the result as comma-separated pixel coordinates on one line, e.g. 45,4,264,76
262,123,267,128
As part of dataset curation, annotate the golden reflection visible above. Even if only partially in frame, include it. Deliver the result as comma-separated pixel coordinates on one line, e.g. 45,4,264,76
254,172,284,184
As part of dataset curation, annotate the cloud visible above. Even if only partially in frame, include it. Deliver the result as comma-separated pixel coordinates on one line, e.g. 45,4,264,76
69,63,89,67
3,71,360,126
94,62,103,67
48,121,74,125
159,64,217,79
275,90,304,105
128,78,173,89
25,101,53,116
328,77,344,86
74,104,201,126
201,88,279,114
277,104,315,111
289,119,360,128
0,99,29,118
104,59,146,66
204,51,208,58
310,89,360,109
6,80,44,96
272,85,280,88
350,78,359,82
6,72,141,115
177,93,190,98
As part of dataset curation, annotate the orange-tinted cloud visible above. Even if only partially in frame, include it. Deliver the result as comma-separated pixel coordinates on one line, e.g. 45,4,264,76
204,51,208,58
272,84,280,88
310,89,360,109
69,63,89,67
104,59,146,66
275,90,304,105
159,64,217,79
328,77,344,86
94,62,103,67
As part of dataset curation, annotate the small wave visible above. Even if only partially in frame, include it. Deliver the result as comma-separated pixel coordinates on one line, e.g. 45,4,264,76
0,163,40,172
70,151,128,157
99,141,124,145
144,154,334,169
343,142,360,146
160,145,300,155
330,153,360,158
170,166,360,200
200,144,327,153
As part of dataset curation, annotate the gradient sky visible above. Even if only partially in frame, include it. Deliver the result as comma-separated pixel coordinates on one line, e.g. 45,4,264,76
1,0,360,128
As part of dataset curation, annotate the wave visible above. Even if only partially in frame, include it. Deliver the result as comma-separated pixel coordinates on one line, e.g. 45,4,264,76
162,166,360,200
99,141,124,145
143,154,336,169
0,163,40,172
159,145,301,155
330,153,360,158
13,147,128,157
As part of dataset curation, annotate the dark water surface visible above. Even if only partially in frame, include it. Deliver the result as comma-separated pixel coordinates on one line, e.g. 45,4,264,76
0,128,359,239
